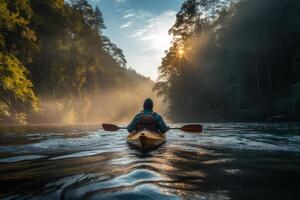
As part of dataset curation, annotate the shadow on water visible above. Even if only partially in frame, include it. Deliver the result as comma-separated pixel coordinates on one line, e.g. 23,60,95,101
0,123,300,199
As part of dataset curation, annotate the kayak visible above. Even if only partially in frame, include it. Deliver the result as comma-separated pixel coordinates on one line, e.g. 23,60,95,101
127,130,165,151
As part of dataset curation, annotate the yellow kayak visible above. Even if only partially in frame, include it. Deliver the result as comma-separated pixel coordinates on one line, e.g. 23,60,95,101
127,130,165,151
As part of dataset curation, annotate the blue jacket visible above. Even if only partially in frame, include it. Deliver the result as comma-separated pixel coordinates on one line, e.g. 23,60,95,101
127,109,169,133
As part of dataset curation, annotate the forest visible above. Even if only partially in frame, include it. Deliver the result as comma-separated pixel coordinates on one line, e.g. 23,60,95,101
1,0,299,124
155,0,300,122
0,0,160,124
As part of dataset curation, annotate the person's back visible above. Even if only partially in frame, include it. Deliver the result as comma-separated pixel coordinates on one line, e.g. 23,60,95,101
127,98,169,133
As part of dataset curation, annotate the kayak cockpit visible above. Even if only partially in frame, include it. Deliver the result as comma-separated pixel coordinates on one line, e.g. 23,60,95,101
127,130,165,151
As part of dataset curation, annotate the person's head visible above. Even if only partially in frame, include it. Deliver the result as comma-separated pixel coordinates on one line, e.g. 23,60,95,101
143,98,153,110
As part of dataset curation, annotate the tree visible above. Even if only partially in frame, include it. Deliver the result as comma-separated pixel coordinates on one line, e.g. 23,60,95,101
155,0,300,121
0,0,39,123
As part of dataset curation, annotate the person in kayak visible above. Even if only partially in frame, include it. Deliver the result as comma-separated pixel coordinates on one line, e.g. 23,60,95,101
127,98,169,133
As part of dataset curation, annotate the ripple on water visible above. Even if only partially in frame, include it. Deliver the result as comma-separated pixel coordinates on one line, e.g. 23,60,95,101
87,184,181,200
50,148,126,160
62,169,167,199
0,123,300,200
0,155,46,163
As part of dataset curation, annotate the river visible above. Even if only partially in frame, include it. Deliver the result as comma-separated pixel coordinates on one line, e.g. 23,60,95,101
0,123,299,200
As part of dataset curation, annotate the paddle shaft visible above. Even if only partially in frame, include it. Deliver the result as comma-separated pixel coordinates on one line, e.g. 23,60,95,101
102,123,202,133
113,127,182,130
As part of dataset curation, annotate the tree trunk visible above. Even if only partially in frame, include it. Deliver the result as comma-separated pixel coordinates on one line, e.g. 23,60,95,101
264,37,273,95
253,40,262,100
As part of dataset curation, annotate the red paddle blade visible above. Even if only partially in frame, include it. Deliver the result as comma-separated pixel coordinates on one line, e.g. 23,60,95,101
180,124,203,133
102,124,120,131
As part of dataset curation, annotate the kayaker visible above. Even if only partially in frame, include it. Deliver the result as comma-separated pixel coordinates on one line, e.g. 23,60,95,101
127,98,169,133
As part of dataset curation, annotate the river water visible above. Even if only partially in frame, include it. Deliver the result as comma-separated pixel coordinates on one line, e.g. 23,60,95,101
0,123,300,200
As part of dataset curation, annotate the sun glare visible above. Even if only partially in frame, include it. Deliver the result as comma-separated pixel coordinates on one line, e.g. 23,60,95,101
178,49,184,58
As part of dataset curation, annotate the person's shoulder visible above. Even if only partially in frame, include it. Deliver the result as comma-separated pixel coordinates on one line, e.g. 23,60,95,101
152,112,162,119
135,111,143,118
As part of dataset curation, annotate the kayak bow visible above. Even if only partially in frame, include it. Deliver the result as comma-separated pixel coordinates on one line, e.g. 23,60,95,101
127,130,165,151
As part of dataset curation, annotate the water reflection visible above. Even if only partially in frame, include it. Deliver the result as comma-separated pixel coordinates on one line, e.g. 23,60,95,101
0,123,299,199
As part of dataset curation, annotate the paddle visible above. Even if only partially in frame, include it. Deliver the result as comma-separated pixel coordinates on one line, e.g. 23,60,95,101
171,124,203,133
102,123,202,133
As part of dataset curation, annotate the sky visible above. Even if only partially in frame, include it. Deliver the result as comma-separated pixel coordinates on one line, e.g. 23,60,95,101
88,0,184,81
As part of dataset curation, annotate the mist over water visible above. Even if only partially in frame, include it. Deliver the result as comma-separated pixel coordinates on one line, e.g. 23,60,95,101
33,83,166,124
0,123,299,200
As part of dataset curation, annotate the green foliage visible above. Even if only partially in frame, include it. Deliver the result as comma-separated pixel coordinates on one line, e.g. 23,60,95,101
0,0,150,124
0,101,10,118
155,0,300,121
0,54,38,106
0,0,39,123
26,0,129,97
0,53,39,110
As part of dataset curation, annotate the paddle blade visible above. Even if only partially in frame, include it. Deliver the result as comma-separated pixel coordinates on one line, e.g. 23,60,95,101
102,124,120,131
180,124,203,133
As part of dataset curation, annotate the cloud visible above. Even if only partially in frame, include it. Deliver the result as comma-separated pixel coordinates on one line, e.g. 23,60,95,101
141,45,160,51
120,21,133,29
124,9,134,14
123,13,135,18
130,10,176,53
130,30,144,38
88,0,178,80
124,10,177,80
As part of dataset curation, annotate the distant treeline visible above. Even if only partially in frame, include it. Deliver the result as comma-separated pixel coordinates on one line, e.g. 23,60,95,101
155,0,300,122
0,0,153,124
